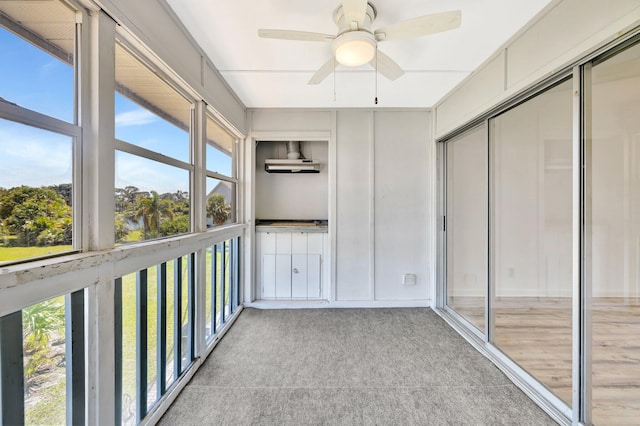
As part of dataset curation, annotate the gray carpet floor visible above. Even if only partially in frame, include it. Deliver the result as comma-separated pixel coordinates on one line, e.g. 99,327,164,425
158,308,557,425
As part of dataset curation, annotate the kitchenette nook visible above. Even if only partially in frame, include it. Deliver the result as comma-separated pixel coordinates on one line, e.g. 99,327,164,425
254,140,329,301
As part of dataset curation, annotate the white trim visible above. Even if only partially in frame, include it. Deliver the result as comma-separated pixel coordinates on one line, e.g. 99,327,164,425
244,112,255,303
329,111,337,302
0,99,81,138
571,65,582,426
0,225,246,314
115,139,193,171
193,102,207,233
251,130,332,142
246,299,430,309
206,170,237,184
370,112,376,300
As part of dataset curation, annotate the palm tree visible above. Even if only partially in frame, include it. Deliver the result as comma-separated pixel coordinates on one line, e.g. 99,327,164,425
207,194,231,226
22,299,65,387
133,191,161,238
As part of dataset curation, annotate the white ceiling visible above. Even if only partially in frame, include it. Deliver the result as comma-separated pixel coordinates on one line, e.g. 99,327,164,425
166,0,554,109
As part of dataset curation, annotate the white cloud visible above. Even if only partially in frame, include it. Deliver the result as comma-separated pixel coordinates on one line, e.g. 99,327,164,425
115,109,157,127
0,122,72,188
115,152,189,194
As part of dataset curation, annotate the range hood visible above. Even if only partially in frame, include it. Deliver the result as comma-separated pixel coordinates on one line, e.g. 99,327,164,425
265,158,320,173
264,141,320,173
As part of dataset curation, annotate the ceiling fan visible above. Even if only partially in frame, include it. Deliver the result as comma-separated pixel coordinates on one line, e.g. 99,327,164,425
258,0,461,85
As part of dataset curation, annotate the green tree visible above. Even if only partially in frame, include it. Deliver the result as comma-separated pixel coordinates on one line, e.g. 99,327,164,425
133,191,161,239
22,300,65,387
115,186,139,213
159,215,189,235
0,186,72,246
115,214,131,242
207,193,231,226
50,183,72,206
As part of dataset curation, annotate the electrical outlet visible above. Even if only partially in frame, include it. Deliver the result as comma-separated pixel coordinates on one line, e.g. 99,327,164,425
403,273,417,286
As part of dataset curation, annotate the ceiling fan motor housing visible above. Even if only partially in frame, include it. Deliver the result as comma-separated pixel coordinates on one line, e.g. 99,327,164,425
333,2,377,33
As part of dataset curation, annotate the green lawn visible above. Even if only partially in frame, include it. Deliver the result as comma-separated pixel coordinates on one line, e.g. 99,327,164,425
0,245,73,263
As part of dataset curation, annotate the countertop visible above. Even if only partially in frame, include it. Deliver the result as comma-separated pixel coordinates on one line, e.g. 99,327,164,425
255,219,328,233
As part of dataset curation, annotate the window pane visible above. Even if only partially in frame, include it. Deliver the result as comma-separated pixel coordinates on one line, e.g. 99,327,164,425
115,151,190,242
23,297,66,425
115,44,190,163
446,125,487,333
0,1,75,122
590,41,640,424
491,79,573,405
206,178,235,228
206,115,234,176
0,120,73,265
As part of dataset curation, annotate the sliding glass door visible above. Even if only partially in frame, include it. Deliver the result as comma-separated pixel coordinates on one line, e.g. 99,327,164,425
445,126,487,333
588,40,640,425
441,36,640,425
490,78,574,406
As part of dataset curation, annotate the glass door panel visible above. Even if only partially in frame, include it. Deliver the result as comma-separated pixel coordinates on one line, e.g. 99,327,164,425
491,78,574,405
446,125,488,333
589,40,640,425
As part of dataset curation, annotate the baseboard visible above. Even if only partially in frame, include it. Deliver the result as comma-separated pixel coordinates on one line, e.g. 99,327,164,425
246,299,431,309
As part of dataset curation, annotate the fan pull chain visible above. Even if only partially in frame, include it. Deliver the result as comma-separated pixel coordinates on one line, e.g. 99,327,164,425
375,48,378,105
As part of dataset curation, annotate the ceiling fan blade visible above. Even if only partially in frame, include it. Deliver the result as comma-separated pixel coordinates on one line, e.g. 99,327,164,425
308,58,337,85
258,29,335,42
374,10,461,41
370,50,405,81
342,0,368,28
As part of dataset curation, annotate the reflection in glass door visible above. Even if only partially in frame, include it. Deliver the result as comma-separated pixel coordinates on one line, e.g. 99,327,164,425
490,79,574,406
446,126,487,333
589,40,640,425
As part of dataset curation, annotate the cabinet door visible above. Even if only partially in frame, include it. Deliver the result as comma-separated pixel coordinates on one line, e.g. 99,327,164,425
261,232,276,254
307,254,321,299
276,233,292,254
307,233,323,254
291,233,307,254
262,254,276,298
275,254,292,298
291,254,307,298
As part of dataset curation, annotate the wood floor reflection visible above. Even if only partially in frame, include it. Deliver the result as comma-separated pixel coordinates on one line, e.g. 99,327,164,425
448,296,640,425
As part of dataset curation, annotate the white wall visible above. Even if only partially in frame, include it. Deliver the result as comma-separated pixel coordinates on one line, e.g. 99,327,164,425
250,109,432,304
373,112,431,301
435,0,640,139
255,141,329,220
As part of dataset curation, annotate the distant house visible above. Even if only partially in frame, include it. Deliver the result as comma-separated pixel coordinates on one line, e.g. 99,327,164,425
208,181,232,203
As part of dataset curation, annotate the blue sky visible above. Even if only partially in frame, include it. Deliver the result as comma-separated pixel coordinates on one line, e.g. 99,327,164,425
0,27,231,195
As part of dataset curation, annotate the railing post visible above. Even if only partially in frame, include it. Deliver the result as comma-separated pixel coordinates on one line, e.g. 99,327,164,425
66,290,86,426
136,269,148,423
0,311,25,425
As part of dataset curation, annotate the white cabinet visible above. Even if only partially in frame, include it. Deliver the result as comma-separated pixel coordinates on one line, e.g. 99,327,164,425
257,231,326,300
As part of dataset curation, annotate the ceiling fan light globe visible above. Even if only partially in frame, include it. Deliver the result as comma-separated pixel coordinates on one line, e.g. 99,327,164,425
332,31,376,67
335,40,375,66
